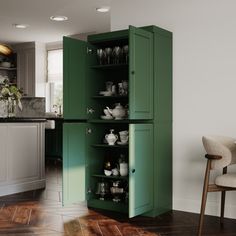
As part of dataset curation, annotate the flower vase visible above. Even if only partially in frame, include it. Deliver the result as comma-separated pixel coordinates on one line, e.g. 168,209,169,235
7,99,16,118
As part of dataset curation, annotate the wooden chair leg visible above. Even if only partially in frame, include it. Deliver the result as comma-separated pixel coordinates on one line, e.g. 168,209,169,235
220,191,226,224
197,160,211,236
220,167,227,224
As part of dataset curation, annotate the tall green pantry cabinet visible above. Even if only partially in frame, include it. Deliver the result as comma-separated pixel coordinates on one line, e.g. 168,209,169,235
63,25,172,218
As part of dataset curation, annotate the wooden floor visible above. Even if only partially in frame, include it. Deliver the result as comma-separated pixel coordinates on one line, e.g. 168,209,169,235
0,161,236,236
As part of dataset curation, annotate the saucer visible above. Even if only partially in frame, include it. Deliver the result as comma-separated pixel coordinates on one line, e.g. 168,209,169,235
101,115,113,120
117,141,128,145
99,91,112,96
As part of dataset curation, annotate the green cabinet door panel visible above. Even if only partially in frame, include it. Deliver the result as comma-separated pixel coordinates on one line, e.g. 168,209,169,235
63,123,87,205
129,26,154,120
63,37,87,119
129,124,154,218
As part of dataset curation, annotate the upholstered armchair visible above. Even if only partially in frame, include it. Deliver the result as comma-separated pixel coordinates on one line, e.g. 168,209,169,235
198,136,236,236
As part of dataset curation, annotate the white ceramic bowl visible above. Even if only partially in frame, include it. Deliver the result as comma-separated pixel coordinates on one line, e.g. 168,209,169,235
0,62,11,68
104,170,112,176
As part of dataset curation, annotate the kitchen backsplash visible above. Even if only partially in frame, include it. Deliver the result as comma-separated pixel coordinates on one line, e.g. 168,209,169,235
16,97,45,117
0,97,45,118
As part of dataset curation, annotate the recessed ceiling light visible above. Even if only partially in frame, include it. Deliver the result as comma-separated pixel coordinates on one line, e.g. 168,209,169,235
13,24,28,29
50,16,68,21
96,7,110,13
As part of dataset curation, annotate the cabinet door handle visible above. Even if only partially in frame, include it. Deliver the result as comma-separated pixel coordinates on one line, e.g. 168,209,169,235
131,169,135,173
131,70,135,75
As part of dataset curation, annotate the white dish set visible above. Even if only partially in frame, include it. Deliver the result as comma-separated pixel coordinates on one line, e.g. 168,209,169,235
101,103,128,120
104,129,129,146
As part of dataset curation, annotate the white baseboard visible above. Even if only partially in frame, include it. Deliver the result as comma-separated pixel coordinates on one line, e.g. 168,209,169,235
173,197,236,219
0,179,46,197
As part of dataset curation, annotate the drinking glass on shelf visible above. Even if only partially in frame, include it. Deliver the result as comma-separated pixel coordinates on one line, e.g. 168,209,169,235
122,80,128,95
112,46,121,64
97,49,103,65
104,47,112,64
105,81,113,92
122,45,128,64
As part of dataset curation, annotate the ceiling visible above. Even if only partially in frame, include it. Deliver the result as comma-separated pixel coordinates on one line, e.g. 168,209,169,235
0,0,111,44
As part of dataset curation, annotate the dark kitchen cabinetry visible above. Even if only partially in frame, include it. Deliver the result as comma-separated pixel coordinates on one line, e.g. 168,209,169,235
63,25,172,218
0,53,17,85
45,119,63,161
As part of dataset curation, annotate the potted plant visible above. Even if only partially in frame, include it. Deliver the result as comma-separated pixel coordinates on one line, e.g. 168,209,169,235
0,79,23,117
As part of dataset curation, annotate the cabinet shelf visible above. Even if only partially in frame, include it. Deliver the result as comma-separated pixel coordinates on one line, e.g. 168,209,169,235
0,67,17,71
91,64,128,69
91,144,128,149
89,119,130,123
89,119,151,124
0,83,17,86
92,174,128,180
92,95,128,99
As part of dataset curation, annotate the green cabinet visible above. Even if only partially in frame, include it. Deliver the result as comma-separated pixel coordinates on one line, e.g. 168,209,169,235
129,124,153,217
129,26,153,119
83,123,154,217
63,38,88,120
63,25,154,120
63,123,87,204
62,25,172,218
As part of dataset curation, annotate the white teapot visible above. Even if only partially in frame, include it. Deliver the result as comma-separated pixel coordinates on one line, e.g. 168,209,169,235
106,103,126,120
105,129,118,145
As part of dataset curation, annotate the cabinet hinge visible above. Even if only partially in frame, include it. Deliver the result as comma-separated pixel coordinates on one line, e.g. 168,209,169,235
87,48,94,54
86,128,92,134
87,107,95,114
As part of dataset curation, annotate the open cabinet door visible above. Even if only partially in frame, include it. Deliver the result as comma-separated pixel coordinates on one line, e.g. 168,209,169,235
63,37,88,120
129,124,154,217
63,123,87,205
129,26,153,120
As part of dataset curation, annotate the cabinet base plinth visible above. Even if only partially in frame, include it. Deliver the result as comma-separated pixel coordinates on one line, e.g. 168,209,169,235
0,179,46,197
143,207,172,217
88,199,128,214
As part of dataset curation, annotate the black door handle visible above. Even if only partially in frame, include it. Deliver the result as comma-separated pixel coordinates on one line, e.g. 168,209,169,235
132,169,135,173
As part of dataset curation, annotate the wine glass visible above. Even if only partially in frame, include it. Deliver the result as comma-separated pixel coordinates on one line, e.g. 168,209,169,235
96,182,109,200
97,49,103,65
122,45,128,64
112,46,121,64
104,47,112,64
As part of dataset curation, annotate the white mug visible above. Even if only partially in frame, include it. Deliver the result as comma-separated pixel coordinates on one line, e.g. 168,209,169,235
119,163,128,176
119,130,129,144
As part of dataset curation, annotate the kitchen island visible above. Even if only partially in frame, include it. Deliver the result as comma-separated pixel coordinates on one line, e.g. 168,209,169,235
0,118,46,196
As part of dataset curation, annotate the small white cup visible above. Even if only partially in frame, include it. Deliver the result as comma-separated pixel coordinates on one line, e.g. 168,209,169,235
112,168,119,176
119,130,129,143
119,163,128,176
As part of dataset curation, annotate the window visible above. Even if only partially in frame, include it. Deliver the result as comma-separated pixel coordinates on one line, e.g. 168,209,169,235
46,49,63,115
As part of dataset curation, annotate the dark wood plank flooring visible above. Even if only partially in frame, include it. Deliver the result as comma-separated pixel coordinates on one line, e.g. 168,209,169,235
0,161,235,236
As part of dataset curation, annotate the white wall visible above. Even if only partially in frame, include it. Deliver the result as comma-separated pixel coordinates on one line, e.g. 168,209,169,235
111,0,236,219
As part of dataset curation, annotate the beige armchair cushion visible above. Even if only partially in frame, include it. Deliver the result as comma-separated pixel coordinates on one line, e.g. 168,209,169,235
215,173,236,188
202,136,236,169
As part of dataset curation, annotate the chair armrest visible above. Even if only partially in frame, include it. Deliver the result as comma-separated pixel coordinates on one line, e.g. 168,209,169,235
205,154,222,160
